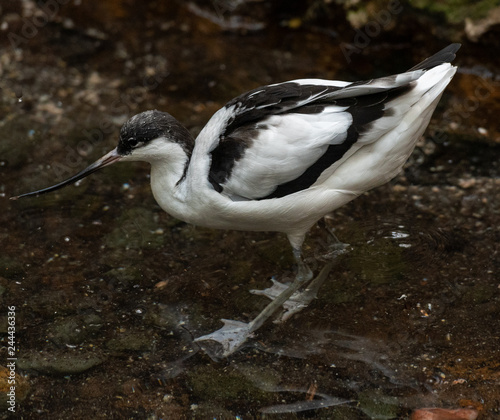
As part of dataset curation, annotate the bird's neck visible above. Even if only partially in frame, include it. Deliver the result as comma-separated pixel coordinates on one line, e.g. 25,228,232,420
148,141,194,219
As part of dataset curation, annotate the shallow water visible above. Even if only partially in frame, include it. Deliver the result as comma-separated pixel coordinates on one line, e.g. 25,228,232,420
1,1,499,419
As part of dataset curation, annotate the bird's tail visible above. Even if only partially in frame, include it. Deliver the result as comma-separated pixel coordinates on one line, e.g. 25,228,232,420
407,43,461,72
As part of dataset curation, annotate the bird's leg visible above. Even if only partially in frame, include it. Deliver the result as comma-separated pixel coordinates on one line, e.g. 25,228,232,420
252,221,349,323
194,247,313,358
270,260,335,323
318,217,349,254
252,250,346,324
246,248,313,332
194,234,347,358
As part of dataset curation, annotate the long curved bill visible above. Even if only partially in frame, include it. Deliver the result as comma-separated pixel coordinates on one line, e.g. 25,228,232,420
11,148,122,200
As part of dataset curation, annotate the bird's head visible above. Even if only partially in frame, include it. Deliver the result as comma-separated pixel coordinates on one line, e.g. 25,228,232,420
11,110,194,200
117,110,193,162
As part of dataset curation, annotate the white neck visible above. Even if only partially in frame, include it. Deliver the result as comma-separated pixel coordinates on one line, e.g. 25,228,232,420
146,142,192,221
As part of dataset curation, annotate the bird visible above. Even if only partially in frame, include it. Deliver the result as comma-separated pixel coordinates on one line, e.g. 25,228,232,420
13,43,460,357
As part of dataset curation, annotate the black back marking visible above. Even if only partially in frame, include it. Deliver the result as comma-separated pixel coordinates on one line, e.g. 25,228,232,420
209,135,250,192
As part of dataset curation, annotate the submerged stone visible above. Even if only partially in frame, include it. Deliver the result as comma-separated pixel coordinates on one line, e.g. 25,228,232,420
18,351,104,375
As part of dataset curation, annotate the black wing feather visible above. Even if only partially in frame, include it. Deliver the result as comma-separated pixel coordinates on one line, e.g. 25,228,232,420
223,83,341,135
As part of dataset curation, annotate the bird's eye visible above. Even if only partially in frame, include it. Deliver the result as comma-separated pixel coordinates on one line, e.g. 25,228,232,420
128,138,139,147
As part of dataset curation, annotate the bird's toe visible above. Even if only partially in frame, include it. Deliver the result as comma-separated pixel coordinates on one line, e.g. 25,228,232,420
194,319,254,358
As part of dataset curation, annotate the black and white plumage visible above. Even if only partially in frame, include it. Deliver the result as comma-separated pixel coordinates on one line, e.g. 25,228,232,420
14,44,460,356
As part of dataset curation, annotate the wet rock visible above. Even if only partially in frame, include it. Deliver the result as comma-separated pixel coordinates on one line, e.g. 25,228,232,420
106,329,156,353
411,407,478,420
118,377,144,396
189,402,236,419
144,303,179,330
18,351,104,375
465,6,500,42
0,116,34,169
187,364,268,403
104,207,165,250
227,258,253,282
105,266,144,288
47,313,103,345
28,289,83,318
459,282,498,305
411,0,496,24
0,255,25,280
358,388,400,419
186,2,265,33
